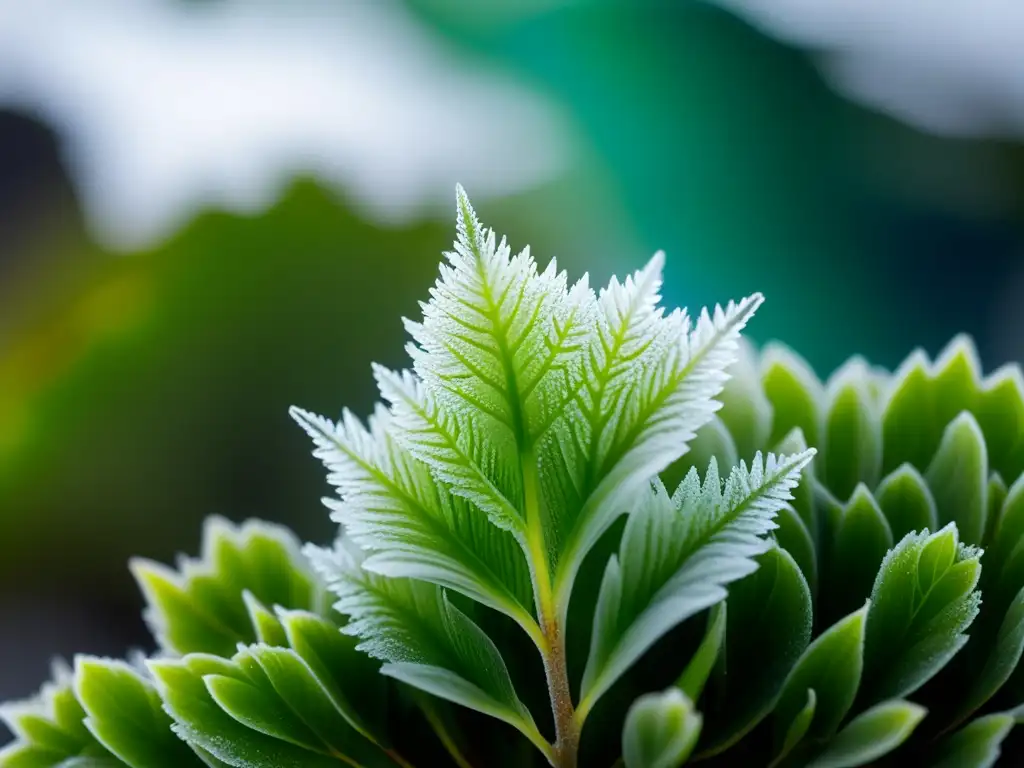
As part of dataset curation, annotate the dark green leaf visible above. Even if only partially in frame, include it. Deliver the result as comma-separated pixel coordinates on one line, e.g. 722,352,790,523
677,603,726,702
701,545,812,753
773,603,868,745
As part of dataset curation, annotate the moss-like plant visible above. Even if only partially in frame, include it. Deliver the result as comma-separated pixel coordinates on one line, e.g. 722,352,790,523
3,189,1023,767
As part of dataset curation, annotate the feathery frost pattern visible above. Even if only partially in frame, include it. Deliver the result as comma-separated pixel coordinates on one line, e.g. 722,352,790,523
285,187,783,767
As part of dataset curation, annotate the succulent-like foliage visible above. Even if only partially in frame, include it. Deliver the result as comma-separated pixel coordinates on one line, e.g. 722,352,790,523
4,189,1024,767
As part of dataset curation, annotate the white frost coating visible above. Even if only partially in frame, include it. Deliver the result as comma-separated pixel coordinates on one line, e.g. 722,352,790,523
0,0,570,250
714,0,1024,138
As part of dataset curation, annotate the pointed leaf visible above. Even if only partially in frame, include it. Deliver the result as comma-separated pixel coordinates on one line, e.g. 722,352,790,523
552,279,764,611
774,604,868,745
925,412,989,546
862,525,982,705
580,452,815,718
807,700,926,768
290,405,535,633
761,344,822,448
771,689,815,766
875,464,938,542
954,585,1024,724
822,360,882,501
677,603,726,702
74,658,203,768
308,542,544,753
701,544,812,751
825,486,892,623
931,713,1016,768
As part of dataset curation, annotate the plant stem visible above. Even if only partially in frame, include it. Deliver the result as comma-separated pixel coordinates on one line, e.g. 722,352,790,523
521,450,580,768
541,617,580,768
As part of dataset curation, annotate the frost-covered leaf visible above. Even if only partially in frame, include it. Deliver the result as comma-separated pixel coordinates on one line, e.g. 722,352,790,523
580,451,815,717
861,525,982,705
131,517,323,657
549,263,763,611
148,657,341,768
308,541,545,754
74,658,204,768
807,699,926,768
0,661,123,768
290,405,535,634
622,689,702,768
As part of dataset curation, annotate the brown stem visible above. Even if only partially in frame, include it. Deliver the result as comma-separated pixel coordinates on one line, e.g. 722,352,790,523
542,618,580,768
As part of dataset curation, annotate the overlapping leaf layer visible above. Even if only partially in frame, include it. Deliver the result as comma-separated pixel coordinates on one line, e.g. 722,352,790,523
3,191,1023,767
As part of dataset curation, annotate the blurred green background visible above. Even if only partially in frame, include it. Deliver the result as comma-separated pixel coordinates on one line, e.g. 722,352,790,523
1,0,1023,704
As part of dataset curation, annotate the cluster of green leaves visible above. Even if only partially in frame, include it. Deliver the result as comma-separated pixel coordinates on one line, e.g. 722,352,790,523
659,335,1024,766
3,190,1024,767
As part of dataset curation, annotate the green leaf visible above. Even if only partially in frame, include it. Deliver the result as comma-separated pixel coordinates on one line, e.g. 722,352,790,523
622,690,702,768
147,658,340,768
308,541,546,756
861,525,982,705
931,712,1017,768
760,344,822,448
771,688,815,766
579,451,815,720
825,486,893,623
954,585,1024,724
772,428,817,539
0,672,102,767
245,644,391,764
550,272,764,614
276,608,387,744
716,340,773,462
973,363,1024,481
985,473,1024,589
881,351,938,475
243,592,288,647
807,700,926,768
822,360,882,502
701,544,812,752
672,415,738,491
925,412,989,546
74,658,204,768
676,603,726,702
131,517,321,657
773,604,868,745
290,404,536,637
874,464,938,542
773,503,817,592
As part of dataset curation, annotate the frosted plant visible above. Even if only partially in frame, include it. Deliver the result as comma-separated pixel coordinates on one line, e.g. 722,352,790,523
5,188,1021,767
